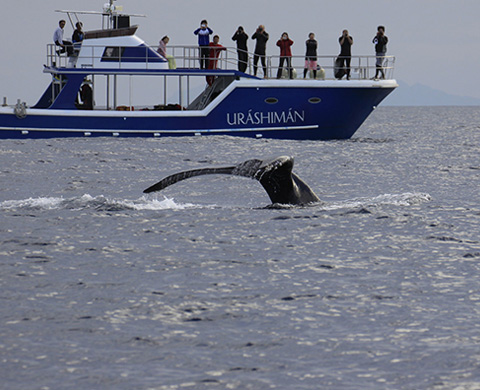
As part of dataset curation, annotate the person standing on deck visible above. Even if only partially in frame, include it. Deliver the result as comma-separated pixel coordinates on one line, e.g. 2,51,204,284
194,20,214,69
338,29,353,80
252,25,269,77
372,25,388,79
304,33,318,79
276,32,294,79
232,26,249,73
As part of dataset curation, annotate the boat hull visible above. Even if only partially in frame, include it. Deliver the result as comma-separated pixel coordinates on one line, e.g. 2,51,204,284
0,80,397,140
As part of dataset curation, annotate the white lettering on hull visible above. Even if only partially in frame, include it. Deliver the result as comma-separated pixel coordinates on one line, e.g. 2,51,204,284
227,109,305,126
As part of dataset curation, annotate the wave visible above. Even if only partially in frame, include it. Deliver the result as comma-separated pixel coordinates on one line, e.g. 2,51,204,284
0,194,196,212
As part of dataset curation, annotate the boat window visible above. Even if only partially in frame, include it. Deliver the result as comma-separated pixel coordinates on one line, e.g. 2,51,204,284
102,47,125,62
265,97,278,104
308,97,322,104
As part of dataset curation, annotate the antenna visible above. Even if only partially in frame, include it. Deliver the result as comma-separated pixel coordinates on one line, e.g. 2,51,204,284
56,2,144,31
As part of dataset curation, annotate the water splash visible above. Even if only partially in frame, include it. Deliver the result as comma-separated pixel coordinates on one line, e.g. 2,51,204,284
0,194,196,212
0,192,432,212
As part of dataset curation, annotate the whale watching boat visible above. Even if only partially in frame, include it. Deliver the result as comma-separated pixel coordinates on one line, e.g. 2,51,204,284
0,1,397,140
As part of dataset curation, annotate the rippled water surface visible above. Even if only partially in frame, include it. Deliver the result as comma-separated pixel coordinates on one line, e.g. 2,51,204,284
1,106,480,389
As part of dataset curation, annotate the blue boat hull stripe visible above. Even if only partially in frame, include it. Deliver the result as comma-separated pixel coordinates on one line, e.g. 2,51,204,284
0,124,319,134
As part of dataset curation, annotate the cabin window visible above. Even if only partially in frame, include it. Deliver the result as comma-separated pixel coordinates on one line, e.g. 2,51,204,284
265,97,278,104
102,47,125,62
308,97,322,104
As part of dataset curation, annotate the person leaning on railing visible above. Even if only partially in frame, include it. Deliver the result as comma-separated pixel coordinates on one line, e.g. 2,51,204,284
157,35,169,58
206,35,226,86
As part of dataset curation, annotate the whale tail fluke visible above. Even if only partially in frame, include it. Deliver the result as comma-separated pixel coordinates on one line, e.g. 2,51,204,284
143,166,236,194
143,156,320,205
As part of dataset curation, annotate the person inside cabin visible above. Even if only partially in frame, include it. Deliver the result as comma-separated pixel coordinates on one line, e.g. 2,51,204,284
276,32,294,79
372,25,388,80
252,25,269,77
206,35,226,86
194,20,214,69
232,26,249,73
72,22,84,54
304,33,318,79
53,20,74,56
337,29,353,80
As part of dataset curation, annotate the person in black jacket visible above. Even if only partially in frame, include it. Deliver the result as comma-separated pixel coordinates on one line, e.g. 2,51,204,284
252,25,269,77
232,26,249,73
338,29,353,80
373,25,388,79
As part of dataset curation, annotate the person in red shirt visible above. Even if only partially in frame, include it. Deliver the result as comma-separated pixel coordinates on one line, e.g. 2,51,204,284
276,32,294,79
207,35,226,85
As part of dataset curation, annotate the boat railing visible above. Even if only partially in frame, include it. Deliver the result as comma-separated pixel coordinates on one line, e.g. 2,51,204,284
47,43,165,69
168,45,395,80
47,43,395,80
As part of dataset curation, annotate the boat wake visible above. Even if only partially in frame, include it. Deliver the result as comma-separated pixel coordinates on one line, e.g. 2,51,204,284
0,194,196,212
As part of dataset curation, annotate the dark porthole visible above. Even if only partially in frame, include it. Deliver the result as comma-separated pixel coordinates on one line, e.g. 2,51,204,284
265,97,278,104
308,97,322,104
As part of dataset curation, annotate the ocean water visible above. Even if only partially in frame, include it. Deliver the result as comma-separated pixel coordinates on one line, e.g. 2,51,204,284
1,106,480,390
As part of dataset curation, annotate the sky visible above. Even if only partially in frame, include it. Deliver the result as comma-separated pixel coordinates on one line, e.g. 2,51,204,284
1,0,479,105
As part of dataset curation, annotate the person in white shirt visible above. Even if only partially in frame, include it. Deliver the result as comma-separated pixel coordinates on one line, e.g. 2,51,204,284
53,20,73,56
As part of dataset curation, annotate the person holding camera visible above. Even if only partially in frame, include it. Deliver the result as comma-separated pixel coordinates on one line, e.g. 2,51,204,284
276,32,294,79
338,29,353,80
232,26,249,73
372,26,388,79
252,25,269,77
194,20,214,69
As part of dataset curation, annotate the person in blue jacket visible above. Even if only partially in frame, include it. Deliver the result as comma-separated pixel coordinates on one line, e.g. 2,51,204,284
72,22,84,54
194,20,214,69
